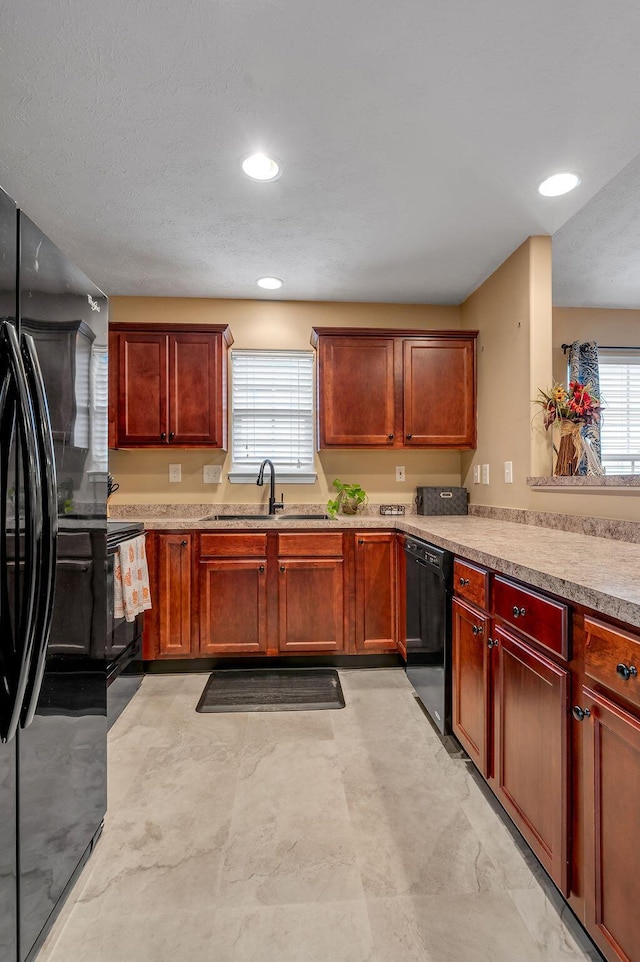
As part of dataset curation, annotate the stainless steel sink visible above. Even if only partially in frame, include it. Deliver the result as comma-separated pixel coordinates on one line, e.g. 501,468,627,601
278,514,331,520
201,514,275,521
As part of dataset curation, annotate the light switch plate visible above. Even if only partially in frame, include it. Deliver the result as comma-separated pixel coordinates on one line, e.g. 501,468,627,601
473,465,481,484
169,464,182,483
504,460,513,483
395,466,406,482
482,464,490,485
203,465,222,484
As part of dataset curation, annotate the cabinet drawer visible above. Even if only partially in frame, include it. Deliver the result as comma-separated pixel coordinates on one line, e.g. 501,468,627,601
454,558,488,609
493,576,569,660
584,615,640,710
199,533,267,557
277,532,343,557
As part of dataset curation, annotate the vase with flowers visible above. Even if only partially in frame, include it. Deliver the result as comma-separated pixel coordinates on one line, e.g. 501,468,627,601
534,381,603,476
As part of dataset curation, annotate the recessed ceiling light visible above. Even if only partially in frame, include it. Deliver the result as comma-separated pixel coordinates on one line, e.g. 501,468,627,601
256,276,283,290
242,153,281,181
537,172,581,197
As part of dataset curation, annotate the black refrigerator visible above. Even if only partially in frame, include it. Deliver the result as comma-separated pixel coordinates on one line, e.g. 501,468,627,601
0,186,108,962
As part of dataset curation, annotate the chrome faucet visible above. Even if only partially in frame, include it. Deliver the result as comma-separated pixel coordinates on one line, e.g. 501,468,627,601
256,459,284,514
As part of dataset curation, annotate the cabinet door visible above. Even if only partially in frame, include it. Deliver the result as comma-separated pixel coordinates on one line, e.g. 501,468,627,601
169,332,225,447
581,686,640,962
355,533,397,652
403,337,475,448
317,336,396,446
493,625,569,893
452,597,491,776
199,560,267,654
278,559,344,652
157,534,193,658
117,331,168,446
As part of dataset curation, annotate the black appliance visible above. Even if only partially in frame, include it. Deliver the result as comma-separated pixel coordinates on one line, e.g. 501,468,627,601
403,535,454,734
106,521,145,729
1,185,109,962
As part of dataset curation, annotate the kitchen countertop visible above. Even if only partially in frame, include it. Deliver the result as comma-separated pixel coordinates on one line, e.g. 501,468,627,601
119,510,640,630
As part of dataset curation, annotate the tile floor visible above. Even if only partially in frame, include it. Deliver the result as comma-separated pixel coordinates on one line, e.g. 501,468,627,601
38,669,603,962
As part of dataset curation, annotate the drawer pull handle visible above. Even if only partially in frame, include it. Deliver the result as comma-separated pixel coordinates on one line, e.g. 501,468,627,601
572,705,591,722
459,577,470,586
472,624,483,636
180,540,188,546
259,565,265,573
406,434,413,440
512,605,526,618
387,434,394,441
487,637,498,649
280,565,285,573
616,663,638,681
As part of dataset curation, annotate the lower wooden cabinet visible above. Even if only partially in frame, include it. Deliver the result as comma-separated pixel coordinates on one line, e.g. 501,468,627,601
451,585,570,894
277,558,344,652
354,532,397,652
144,527,398,659
579,688,640,962
156,533,193,658
493,624,569,894
452,597,490,776
199,560,268,654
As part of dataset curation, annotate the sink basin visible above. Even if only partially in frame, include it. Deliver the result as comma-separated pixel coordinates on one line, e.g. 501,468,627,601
201,514,275,521
278,514,331,520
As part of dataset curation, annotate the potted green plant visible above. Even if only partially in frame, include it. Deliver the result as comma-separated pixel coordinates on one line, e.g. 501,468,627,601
327,478,368,518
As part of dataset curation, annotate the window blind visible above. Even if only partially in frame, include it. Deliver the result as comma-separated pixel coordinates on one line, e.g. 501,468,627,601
599,350,640,474
230,350,315,481
90,344,109,472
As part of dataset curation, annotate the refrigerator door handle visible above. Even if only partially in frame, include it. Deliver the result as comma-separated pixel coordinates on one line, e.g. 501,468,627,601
20,332,58,728
0,320,42,743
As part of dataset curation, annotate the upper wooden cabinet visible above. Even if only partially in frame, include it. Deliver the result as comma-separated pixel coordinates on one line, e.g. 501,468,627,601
311,327,478,449
109,323,233,448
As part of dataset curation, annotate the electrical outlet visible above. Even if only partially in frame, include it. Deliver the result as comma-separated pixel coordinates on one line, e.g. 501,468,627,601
504,460,513,483
169,463,182,483
482,463,490,485
203,465,222,484
395,465,406,482
473,465,481,484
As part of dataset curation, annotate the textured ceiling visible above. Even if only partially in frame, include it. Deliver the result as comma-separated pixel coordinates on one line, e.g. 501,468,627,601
553,152,640,308
1,0,640,303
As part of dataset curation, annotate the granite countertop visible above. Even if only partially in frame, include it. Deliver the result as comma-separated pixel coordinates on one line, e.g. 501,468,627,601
112,509,640,630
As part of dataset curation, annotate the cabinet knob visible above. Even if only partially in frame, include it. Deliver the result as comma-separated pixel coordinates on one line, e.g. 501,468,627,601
472,624,483,636
259,565,265,573
358,539,364,545
180,540,188,546
512,605,526,619
406,434,413,440
169,432,175,441
616,662,638,681
387,434,394,441
160,432,166,441
459,577,470,586
572,705,591,722
280,565,285,572
487,637,498,649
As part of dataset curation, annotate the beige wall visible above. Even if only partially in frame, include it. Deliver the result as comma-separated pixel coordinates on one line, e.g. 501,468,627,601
459,237,554,507
109,298,462,505
552,307,640,384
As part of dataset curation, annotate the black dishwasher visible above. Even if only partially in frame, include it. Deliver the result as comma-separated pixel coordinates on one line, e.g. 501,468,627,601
404,536,454,734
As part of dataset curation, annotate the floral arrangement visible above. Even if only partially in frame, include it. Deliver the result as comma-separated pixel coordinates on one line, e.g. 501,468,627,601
534,380,601,430
534,381,603,476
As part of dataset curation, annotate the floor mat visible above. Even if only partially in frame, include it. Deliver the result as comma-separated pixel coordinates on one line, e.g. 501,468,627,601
195,668,345,713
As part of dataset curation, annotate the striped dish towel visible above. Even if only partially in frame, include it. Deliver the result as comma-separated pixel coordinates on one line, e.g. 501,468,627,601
114,535,152,622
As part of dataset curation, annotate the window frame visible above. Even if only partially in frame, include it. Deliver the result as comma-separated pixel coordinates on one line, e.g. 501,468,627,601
228,348,317,484
598,348,640,475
